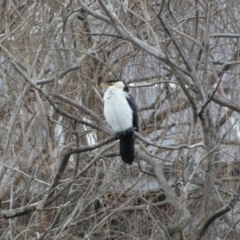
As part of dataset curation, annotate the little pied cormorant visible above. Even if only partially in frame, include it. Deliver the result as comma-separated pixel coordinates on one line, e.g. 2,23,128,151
101,80,138,165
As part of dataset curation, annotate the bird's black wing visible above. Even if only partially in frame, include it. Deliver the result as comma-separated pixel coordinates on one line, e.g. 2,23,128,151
126,94,138,132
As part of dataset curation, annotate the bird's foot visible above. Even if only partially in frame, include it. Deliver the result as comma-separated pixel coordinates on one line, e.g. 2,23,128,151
125,127,133,135
114,132,121,140
115,128,133,139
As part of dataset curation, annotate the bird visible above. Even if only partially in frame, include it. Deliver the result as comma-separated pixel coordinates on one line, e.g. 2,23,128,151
101,80,138,165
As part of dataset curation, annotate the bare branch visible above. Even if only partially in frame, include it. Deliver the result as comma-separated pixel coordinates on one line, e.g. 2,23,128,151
135,132,205,150
212,94,240,113
195,181,240,240
211,33,240,38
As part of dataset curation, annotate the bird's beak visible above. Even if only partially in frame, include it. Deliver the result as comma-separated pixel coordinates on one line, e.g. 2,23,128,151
100,83,110,89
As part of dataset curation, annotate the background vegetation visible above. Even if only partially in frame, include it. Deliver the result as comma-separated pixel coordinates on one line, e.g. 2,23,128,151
1,0,240,239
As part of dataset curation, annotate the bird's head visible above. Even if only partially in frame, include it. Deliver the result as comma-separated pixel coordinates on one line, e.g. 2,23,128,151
100,80,129,92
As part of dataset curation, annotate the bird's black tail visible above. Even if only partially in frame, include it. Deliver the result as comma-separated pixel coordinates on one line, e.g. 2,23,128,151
119,131,134,165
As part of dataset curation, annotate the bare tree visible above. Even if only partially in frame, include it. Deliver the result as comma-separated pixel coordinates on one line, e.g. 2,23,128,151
1,0,240,239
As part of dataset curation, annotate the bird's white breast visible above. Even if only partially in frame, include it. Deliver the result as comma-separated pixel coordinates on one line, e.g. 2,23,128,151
103,87,133,133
